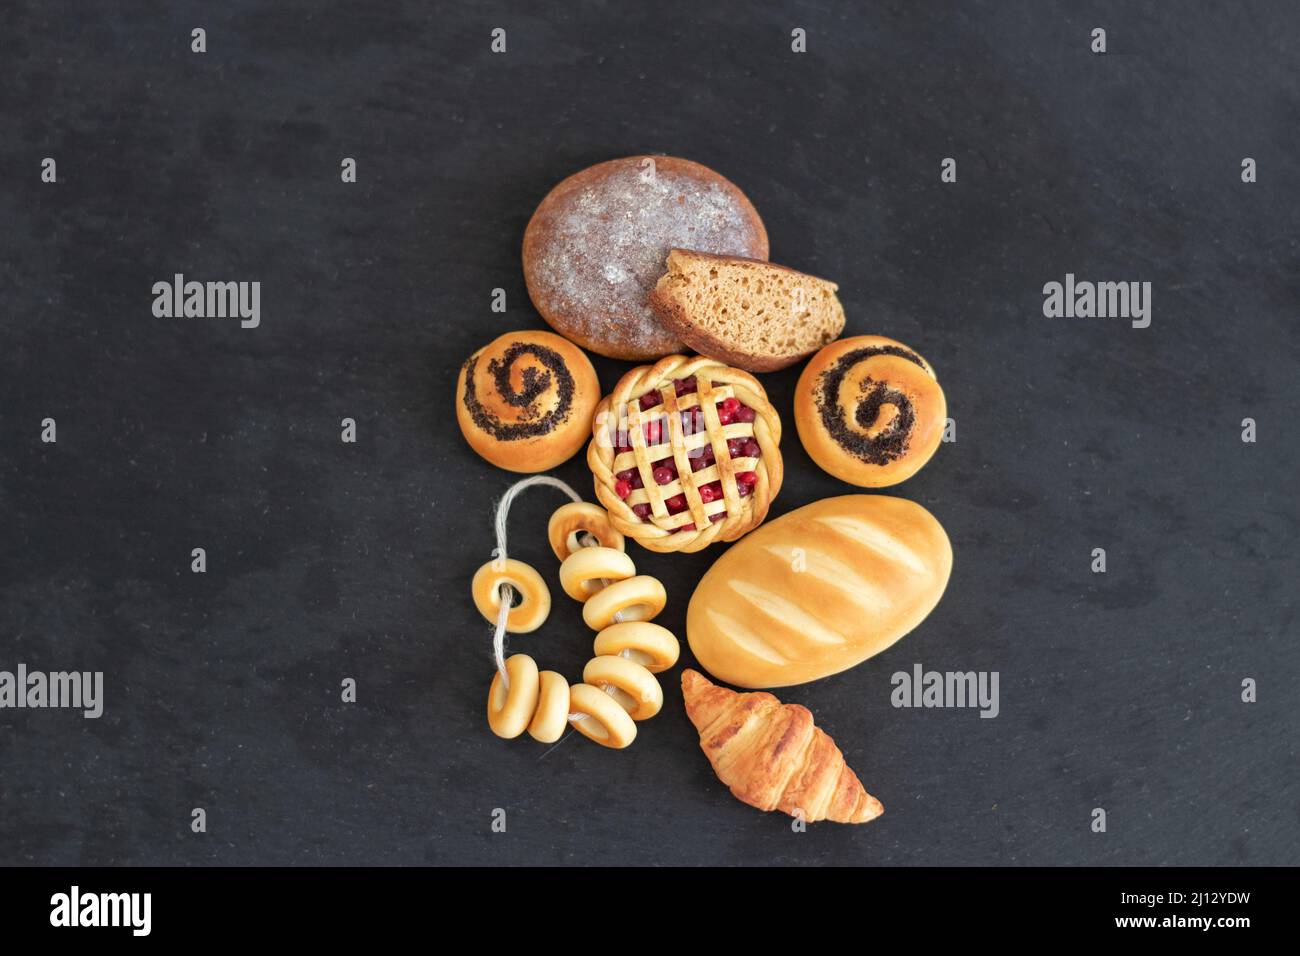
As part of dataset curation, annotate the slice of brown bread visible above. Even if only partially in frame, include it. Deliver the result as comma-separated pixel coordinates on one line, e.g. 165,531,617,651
649,248,846,372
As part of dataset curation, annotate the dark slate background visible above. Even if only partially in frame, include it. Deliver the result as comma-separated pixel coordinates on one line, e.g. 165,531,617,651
1,0,1296,866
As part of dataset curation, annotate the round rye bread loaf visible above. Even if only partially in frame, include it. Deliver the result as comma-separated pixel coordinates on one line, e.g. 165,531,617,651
523,156,769,361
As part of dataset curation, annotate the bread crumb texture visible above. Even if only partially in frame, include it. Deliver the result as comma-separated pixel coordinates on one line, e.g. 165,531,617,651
654,249,845,368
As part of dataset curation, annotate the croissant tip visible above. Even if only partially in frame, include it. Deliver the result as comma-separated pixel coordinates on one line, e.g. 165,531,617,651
681,668,710,691
825,797,885,825
857,796,885,824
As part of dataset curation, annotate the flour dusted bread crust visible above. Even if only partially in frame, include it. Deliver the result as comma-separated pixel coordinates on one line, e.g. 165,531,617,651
649,249,845,372
686,495,951,688
795,335,946,487
523,156,769,360
456,330,600,472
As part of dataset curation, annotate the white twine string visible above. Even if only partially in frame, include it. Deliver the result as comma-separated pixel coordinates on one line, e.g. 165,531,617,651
487,475,632,733
489,476,584,685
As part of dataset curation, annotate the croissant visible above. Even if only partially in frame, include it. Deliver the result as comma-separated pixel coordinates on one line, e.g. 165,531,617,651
681,669,883,824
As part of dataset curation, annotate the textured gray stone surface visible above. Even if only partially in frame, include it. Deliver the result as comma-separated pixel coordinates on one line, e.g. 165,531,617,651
1,0,1296,865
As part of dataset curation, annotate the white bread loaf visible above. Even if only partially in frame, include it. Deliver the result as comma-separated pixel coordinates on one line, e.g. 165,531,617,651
686,495,951,688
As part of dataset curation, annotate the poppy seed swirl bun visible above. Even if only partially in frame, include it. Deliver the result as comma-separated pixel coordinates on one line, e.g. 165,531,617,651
456,330,600,473
794,335,946,488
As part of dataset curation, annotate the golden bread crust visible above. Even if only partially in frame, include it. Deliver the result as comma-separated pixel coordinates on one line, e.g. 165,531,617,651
686,494,951,687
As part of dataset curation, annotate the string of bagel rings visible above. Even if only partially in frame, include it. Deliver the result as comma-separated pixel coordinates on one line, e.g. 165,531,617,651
471,476,680,749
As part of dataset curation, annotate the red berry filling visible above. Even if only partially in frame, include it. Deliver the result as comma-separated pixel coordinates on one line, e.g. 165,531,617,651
689,443,716,471
622,379,763,528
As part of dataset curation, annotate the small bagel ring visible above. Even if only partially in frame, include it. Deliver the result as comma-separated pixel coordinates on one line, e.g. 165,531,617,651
472,558,551,633
581,575,667,630
593,621,681,674
528,670,570,743
487,654,540,739
558,546,637,602
548,502,625,560
567,683,638,749
583,655,663,720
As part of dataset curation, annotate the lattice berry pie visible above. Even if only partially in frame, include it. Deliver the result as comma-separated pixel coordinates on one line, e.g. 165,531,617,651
588,355,783,553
